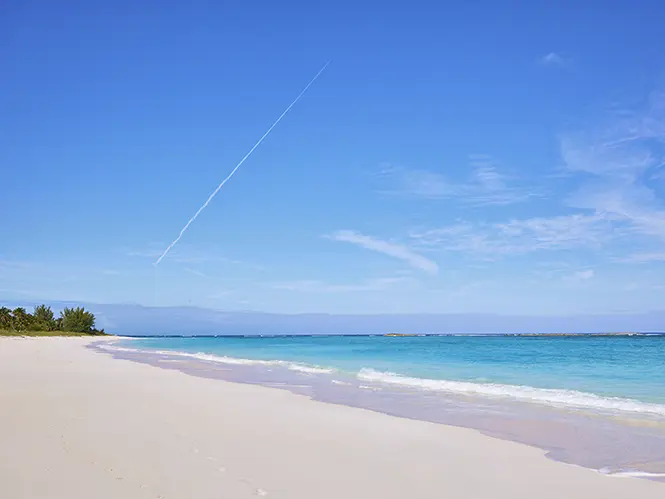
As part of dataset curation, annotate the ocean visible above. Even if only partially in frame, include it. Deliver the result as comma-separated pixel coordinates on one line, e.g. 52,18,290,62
99,334,665,478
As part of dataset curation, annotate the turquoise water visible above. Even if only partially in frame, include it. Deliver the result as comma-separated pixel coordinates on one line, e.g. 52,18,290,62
118,335,665,415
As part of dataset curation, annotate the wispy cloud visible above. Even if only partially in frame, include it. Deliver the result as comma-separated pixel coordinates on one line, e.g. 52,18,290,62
409,213,616,258
531,261,585,280
125,249,162,259
538,52,571,68
271,277,411,293
571,269,594,281
0,259,128,303
125,245,263,270
325,231,439,274
1,259,123,279
209,290,234,299
408,91,665,263
126,248,225,265
616,252,665,263
380,155,537,206
184,267,210,279
560,92,665,253
0,259,37,271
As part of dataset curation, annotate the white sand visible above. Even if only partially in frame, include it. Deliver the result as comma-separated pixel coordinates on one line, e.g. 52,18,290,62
1,338,663,499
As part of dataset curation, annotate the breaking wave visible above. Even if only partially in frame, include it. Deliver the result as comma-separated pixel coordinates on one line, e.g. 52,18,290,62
98,343,665,417
98,343,334,375
357,368,665,417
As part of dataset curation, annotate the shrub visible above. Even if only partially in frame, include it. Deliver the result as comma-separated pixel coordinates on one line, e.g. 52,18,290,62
33,304,57,331
60,307,96,333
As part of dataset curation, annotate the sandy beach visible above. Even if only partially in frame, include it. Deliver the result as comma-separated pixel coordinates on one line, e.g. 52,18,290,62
1,338,663,499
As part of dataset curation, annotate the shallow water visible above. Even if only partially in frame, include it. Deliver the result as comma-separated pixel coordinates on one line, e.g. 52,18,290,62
94,335,665,479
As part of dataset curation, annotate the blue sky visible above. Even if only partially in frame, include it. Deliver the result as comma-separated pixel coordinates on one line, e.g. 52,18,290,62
2,1,665,317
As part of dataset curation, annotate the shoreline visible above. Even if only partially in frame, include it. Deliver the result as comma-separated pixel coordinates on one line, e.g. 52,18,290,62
2,337,664,498
96,339,665,479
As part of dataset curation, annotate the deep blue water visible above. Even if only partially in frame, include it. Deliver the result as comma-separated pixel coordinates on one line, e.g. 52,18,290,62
119,335,665,414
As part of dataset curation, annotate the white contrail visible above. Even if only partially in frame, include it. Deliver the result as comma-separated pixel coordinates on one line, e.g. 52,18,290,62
154,61,330,265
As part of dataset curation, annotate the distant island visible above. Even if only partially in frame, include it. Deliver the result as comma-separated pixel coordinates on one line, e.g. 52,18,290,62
0,304,107,337
504,332,642,337
381,332,650,337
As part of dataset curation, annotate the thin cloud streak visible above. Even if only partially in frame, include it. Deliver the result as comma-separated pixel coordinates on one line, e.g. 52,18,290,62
184,267,210,279
126,246,261,269
616,252,665,263
271,277,411,293
380,156,538,206
326,231,439,274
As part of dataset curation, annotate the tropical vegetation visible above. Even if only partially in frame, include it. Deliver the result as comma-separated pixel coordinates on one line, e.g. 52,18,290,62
0,304,106,336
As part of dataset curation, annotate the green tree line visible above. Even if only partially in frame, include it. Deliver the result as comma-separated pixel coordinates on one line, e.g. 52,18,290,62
0,304,105,335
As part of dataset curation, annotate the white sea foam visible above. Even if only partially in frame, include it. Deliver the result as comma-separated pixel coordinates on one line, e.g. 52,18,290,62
599,467,665,478
286,364,334,374
99,344,335,375
356,368,665,417
358,385,382,391
97,344,141,353
99,344,665,417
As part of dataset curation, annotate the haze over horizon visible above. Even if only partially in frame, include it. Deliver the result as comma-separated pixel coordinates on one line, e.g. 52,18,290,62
3,2,665,323
2,298,665,335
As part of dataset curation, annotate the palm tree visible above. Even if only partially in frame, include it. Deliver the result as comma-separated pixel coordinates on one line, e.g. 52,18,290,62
11,307,32,331
33,304,56,331
0,307,12,329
